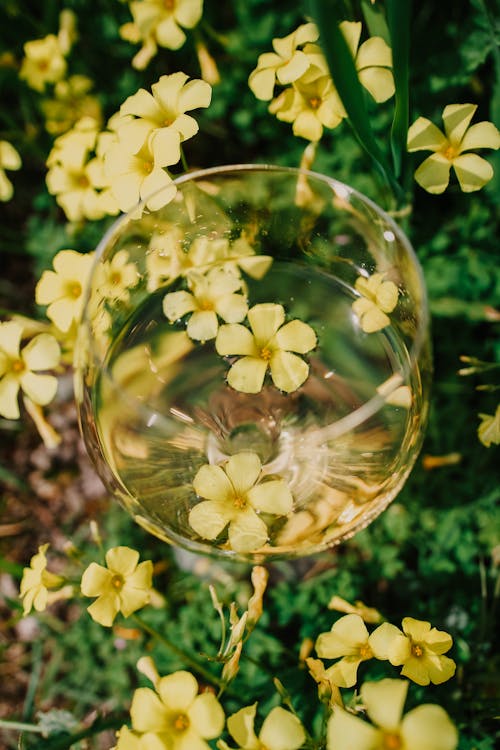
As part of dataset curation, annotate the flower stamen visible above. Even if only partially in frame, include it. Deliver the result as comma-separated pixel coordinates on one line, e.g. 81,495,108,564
383,733,402,750
412,643,424,657
173,713,190,732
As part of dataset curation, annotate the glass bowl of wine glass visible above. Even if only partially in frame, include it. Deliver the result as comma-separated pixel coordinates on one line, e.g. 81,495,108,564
76,164,431,562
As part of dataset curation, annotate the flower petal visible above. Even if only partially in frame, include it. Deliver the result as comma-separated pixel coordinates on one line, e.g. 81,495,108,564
413,153,452,194
0,320,22,359
178,78,212,113
81,562,113,596
327,706,379,750
189,500,231,540
260,706,306,750
247,303,285,345
425,654,456,684
361,678,408,731
22,333,60,371
163,291,196,322
316,614,369,659
273,319,316,353
407,118,447,152
87,592,120,626
269,350,309,392
130,686,169,733
225,451,262,495
459,121,500,152
214,293,248,324
19,372,58,406
247,479,293,515
188,693,225,739
359,66,395,103
352,298,391,333
106,546,140,576
442,103,477,146
157,670,198,713
401,704,458,750
216,324,259,356
368,622,403,659
227,704,259,748
425,626,453,655
228,509,268,553
119,584,151,617
0,375,20,419
186,310,219,341
387,633,412,665
227,356,268,394
452,153,494,192
193,464,233,502
325,656,362,688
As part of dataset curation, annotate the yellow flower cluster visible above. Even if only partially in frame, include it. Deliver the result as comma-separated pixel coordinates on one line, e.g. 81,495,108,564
0,141,21,202
314,613,456,688
43,71,211,220
249,21,394,142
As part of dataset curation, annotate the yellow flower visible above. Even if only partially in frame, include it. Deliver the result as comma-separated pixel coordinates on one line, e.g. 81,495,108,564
369,616,456,686
218,703,305,750
189,451,293,553
478,404,500,447
352,273,399,333
340,21,394,103
327,679,458,750
126,0,203,59
249,22,319,101
104,138,179,213
216,303,317,394
269,74,345,142
407,103,500,193
0,321,60,420
19,34,67,92
19,544,64,615
36,250,95,333
163,267,248,341
80,546,153,627
117,72,211,161
0,141,21,201
41,75,103,136
128,669,224,749
315,614,389,688
96,249,140,304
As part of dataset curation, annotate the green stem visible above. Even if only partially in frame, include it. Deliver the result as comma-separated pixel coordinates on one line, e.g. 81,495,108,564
179,145,190,173
0,720,43,734
131,614,224,689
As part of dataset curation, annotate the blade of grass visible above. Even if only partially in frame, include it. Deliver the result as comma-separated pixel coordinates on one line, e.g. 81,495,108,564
308,0,404,204
386,0,411,182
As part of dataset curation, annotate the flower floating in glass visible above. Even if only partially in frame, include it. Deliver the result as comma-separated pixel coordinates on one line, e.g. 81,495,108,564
189,451,293,553
215,303,317,394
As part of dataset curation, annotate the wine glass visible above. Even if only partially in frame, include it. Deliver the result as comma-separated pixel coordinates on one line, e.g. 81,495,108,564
77,164,431,562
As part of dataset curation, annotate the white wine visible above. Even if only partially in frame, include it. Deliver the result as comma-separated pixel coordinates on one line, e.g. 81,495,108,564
90,261,427,560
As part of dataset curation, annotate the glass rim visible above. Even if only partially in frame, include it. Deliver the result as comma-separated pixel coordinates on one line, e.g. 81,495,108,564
82,163,429,439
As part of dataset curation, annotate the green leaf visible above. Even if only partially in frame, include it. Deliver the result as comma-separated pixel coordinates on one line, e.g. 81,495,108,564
307,0,404,205
386,0,411,182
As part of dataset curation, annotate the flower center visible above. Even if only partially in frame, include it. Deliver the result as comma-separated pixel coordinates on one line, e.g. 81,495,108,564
358,643,373,659
143,160,154,174
109,271,123,285
198,298,214,311
66,281,82,299
173,713,190,732
11,358,26,374
309,96,321,110
233,494,247,510
164,0,175,10
412,643,424,658
442,144,456,161
110,573,124,590
260,346,272,361
383,733,402,749
78,174,90,188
